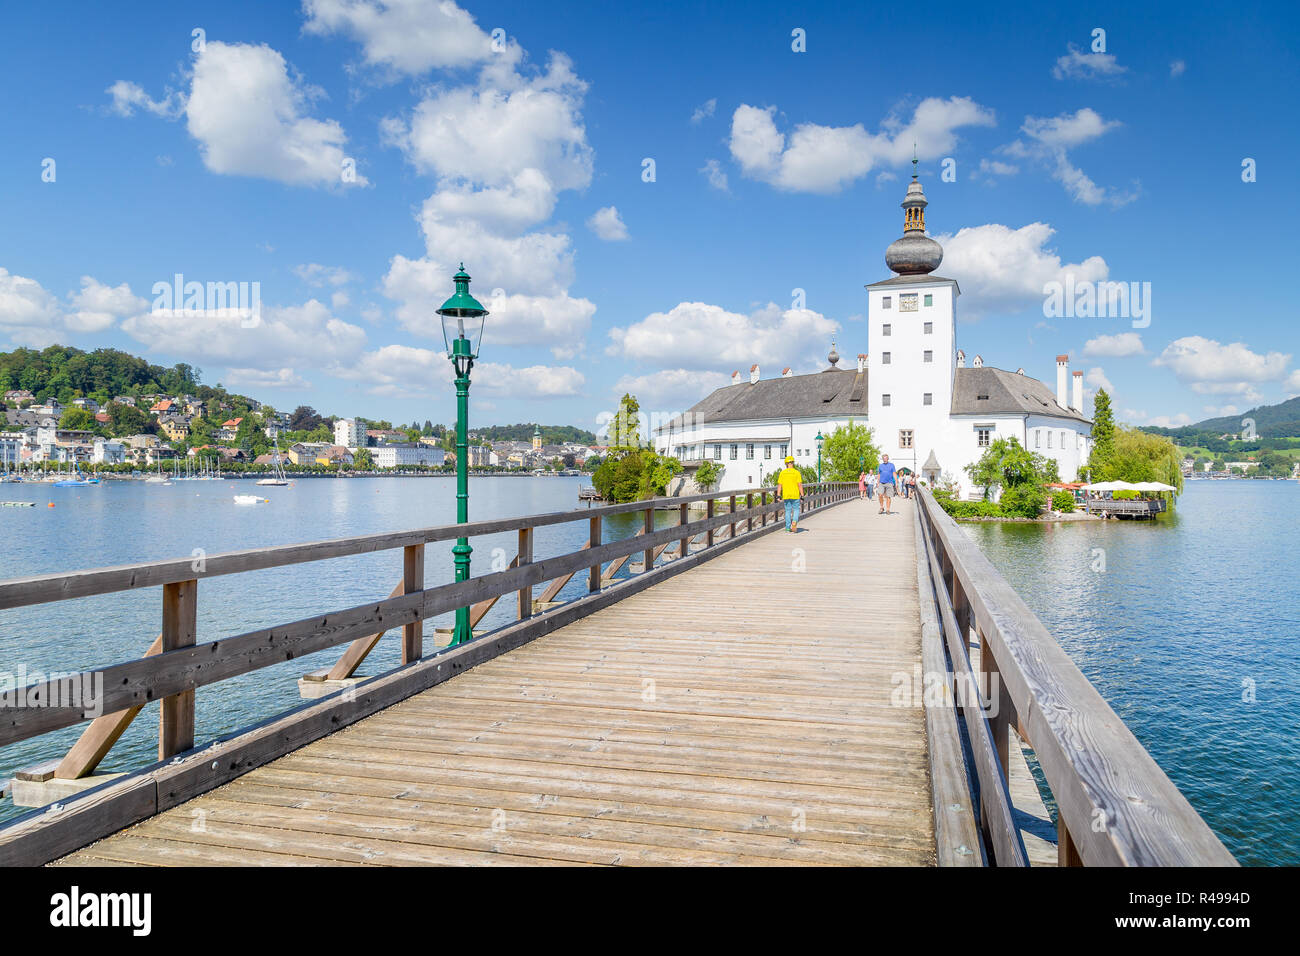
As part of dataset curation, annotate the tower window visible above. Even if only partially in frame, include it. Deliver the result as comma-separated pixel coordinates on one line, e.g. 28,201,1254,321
882,323,892,336
882,352,891,365
923,322,933,334
900,294,919,312
923,350,933,363
882,297,892,309
923,393,932,406
882,394,891,407
923,294,933,307
900,429,914,448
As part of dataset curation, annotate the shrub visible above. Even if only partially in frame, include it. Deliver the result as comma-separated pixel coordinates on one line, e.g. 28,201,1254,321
1112,489,1139,500
998,484,1047,518
1051,490,1076,513
936,498,1003,519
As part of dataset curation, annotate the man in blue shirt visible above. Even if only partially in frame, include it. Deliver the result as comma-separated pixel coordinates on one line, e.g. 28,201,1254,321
878,455,897,515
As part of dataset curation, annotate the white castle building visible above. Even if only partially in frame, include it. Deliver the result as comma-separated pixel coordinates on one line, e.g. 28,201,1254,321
654,161,1092,498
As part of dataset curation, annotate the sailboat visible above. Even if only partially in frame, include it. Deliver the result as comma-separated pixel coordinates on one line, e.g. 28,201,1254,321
257,438,290,486
145,460,171,485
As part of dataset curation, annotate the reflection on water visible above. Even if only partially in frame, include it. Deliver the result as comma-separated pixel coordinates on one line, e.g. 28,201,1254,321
962,480,1300,866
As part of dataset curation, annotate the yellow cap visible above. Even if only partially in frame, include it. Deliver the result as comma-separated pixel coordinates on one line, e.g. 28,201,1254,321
784,455,794,463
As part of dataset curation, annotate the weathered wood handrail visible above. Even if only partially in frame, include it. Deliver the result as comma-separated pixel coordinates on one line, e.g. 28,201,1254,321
913,486,1235,866
0,483,857,761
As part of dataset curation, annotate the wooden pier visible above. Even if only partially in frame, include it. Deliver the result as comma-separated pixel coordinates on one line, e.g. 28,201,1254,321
0,483,1234,866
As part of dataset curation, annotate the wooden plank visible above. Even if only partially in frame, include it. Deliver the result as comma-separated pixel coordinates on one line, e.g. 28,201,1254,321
0,485,802,611
324,580,404,681
642,507,653,575
916,488,1235,866
516,527,533,621
587,516,601,593
159,579,197,760
55,635,162,779
468,555,518,628
2,507,807,866
537,543,589,604
911,508,981,866
402,544,424,664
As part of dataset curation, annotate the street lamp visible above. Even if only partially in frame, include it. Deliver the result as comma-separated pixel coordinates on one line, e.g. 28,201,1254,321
436,263,489,646
815,430,825,483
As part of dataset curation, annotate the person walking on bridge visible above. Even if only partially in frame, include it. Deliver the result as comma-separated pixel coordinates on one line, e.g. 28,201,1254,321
878,455,897,515
858,469,868,500
777,455,804,532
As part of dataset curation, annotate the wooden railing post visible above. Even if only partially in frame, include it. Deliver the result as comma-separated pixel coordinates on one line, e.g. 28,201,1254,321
706,498,715,547
517,526,534,619
588,515,602,591
728,495,737,539
760,490,767,526
679,502,689,559
643,507,654,572
746,492,754,532
978,625,1011,784
1058,817,1084,866
159,579,197,760
402,544,424,664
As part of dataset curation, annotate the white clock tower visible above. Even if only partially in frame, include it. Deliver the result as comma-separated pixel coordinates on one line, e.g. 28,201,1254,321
865,158,960,479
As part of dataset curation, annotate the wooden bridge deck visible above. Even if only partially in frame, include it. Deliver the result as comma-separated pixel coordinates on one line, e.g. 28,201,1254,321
55,498,934,866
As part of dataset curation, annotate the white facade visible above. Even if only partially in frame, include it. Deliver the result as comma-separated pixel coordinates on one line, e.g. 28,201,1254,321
335,418,362,447
660,417,841,490
92,439,126,464
372,444,445,468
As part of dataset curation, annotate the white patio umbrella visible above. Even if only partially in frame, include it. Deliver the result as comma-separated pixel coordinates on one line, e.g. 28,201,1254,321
1082,480,1136,491
1131,481,1177,492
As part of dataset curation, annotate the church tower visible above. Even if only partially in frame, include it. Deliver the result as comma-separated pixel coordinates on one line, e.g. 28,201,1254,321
532,424,542,451
865,158,960,476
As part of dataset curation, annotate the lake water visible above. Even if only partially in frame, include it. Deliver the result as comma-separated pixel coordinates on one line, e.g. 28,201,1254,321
1,477,1295,865
961,479,1299,866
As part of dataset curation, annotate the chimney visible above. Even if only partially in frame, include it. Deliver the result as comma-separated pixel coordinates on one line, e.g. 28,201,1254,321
731,370,741,386
857,353,867,373
781,367,792,378
1073,370,1083,411
973,354,984,368
956,349,965,368
1056,354,1069,407
750,364,760,384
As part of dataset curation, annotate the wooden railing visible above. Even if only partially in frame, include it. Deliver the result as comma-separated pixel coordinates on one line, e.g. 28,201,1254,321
1084,497,1167,515
913,486,1235,866
0,482,855,864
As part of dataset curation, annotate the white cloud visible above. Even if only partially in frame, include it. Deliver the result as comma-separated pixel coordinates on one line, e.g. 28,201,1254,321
330,343,583,398
1152,336,1290,398
293,263,357,286
1146,413,1192,428
608,301,838,371
419,169,557,234
66,277,149,333
1086,366,1115,396
184,41,367,187
1052,44,1128,81
1005,108,1133,206
934,222,1108,317
331,290,351,310
0,269,147,346
1083,332,1145,358
384,53,591,192
690,98,717,124
1170,59,1187,77
728,96,995,193
106,80,184,118
977,158,1019,178
587,206,629,241
612,368,732,410
1286,370,1300,396
121,298,366,369
700,159,729,192
302,0,494,76
1203,404,1240,417
223,367,311,389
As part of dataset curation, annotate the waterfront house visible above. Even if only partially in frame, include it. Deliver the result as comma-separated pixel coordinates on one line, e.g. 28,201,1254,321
92,439,126,465
217,417,244,441
159,416,191,442
654,168,1092,498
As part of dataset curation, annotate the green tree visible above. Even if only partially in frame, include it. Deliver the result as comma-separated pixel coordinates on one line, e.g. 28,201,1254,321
353,448,374,470
608,394,642,449
1087,387,1116,477
821,420,880,481
58,406,97,432
693,460,723,489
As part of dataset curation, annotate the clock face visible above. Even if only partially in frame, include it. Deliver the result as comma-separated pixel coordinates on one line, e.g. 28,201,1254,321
899,293,919,312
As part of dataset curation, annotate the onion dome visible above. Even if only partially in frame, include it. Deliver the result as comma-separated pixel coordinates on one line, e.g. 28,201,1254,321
884,157,943,276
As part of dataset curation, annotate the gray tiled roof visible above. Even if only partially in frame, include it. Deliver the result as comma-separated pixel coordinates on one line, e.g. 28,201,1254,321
951,366,1090,424
865,274,960,290
661,367,867,429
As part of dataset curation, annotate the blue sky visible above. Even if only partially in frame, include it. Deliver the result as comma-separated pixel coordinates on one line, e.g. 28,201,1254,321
1,0,1296,432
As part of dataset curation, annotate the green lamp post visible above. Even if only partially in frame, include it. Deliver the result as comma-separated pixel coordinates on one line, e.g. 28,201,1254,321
437,263,489,646
815,430,825,484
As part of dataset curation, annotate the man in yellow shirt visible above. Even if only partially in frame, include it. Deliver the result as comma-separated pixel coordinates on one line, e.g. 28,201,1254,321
776,455,804,532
